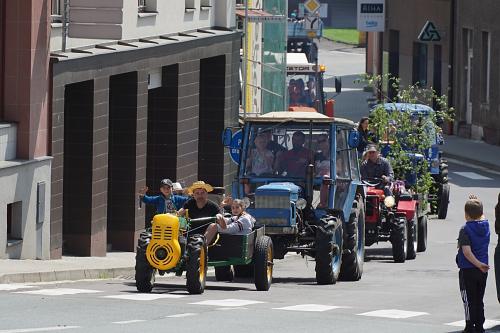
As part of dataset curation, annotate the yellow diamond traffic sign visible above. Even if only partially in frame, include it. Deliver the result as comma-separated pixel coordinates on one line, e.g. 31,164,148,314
304,0,320,13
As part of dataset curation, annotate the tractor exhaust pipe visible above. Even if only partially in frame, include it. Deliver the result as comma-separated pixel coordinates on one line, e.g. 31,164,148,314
305,163,314,206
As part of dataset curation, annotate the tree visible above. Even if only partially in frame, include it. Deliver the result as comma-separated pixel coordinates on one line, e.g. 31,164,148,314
362,74,455,196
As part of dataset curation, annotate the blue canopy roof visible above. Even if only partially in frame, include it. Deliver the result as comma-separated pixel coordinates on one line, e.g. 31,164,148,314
376,103,435,116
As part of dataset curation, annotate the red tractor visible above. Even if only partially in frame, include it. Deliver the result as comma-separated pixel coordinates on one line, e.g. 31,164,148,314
364,179,428,263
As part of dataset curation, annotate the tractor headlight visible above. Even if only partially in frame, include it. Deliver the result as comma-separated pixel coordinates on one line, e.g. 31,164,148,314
242,197,251,209
296,198,307,210
155,247,168,260
384,196,396,208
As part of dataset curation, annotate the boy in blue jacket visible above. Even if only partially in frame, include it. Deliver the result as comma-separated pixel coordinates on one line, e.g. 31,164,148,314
138,179,188,214
456,195,490,333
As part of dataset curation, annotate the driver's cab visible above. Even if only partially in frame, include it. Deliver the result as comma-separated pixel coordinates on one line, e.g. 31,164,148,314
234,112,360,211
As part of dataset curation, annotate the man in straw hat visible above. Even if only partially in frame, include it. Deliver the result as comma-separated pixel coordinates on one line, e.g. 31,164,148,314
178,181,223,244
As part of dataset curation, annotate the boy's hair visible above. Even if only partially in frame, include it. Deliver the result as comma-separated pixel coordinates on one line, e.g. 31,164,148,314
465,198,483,220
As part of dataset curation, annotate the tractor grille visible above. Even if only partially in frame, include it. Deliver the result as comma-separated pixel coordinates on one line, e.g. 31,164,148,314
152,225,173,241
255,195,289,209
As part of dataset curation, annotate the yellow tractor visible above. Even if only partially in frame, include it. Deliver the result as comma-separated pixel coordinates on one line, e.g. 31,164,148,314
135,214,273,294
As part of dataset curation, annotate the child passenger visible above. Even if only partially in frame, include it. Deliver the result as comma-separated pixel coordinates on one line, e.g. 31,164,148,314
216,199,255,235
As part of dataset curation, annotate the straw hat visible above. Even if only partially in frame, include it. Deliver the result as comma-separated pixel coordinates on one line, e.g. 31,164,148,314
187,181,214,195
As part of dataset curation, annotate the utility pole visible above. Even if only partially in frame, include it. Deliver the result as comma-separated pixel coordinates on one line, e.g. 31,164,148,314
62,0,68,52
242,0,248,120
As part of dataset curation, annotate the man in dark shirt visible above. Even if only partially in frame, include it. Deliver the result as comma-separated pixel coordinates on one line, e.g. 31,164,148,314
360,144,394,195
276,131,313,177
178,181,222,244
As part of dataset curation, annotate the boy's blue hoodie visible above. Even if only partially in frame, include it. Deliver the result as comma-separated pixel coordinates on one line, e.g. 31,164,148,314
456,219,490,269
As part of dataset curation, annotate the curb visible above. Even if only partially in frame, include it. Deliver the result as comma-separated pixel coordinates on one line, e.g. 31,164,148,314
442,152,500,173
0,267,135,284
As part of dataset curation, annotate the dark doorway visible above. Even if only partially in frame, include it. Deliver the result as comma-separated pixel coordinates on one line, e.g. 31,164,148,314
108,72,138,251
388,30,400,101
146,65,179,225
433,45,442,110
412,42,428,87
0,0,5,119
199,56,226,186
63,80,94,255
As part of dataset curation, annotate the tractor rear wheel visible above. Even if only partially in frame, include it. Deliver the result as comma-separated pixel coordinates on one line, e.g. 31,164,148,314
437,183,450,219
215,266,234,282
417,215,428,252
315,221,343,284
406,216,417,260
135,230,155,293
339,200,365,281
391,217,407,263
254,236,273,291
186,234,208,294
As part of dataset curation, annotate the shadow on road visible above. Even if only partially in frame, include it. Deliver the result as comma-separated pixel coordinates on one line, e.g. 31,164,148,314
272,276,317,285
364,247,397,263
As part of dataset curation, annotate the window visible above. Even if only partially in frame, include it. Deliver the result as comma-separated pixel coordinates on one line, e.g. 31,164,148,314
185,0,196,12
412,42,428,87
7,202,22,244
52,0,61,15
201,0,212,10
481,31,490,103
138,0,157,13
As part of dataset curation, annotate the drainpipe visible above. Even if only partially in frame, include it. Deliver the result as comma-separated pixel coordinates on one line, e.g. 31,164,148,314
447,0,455,135
62,0,68,52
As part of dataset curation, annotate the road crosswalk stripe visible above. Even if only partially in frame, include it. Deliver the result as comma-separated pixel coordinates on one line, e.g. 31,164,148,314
445,319,500,329
0,284,34,291
452,171,492,180
112,320,146,324
190,299,265,307
14,288,102,296
0,326,80,333
102,294,186,301
357,309,429,319
273,304,348,312
166,313,197,318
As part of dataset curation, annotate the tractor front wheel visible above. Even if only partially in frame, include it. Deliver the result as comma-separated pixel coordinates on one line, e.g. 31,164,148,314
417,215,428,252
406,216,417,260
315,221,343,284
391,217,407,263
135,230,155,293
186,234,208,294
437,183,450,219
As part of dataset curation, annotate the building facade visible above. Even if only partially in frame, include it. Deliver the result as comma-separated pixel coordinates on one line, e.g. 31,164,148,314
48,0,240,258
452,0,500,144
366,0,500,145
0,1,52,259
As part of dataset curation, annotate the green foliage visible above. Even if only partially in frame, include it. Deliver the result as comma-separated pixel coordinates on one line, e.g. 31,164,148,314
362,74,455,195
322,28,360,45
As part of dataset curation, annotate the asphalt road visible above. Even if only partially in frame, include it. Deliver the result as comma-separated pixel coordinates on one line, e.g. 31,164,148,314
1,160,499,333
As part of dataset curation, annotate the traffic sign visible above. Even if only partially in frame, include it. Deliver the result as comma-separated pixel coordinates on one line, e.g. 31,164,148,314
305,15,321,31
229,130,243,165
304,0,321,13
418,21,441,42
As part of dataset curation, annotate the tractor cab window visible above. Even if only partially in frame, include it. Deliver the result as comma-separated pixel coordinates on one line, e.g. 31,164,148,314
243,124,330,181
287,75,317,107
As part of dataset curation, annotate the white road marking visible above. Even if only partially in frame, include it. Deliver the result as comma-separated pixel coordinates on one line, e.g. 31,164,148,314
102,293,186,301
14,288,102,296
329,50,365,56
445,157,500,176
0,284,34,291
357,309,429,319
273,304,348,312
216,307,248,311
112,320,146,324
190,299,265,307
0,326,80,333
166,313,197,318
445,319,500,329
452,171,492,180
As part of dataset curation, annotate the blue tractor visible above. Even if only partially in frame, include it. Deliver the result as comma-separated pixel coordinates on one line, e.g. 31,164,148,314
374,103,450,219
223,111,365,283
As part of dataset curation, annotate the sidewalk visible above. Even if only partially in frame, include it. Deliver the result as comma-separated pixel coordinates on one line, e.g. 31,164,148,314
441,134,500,172
0,252,136,284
